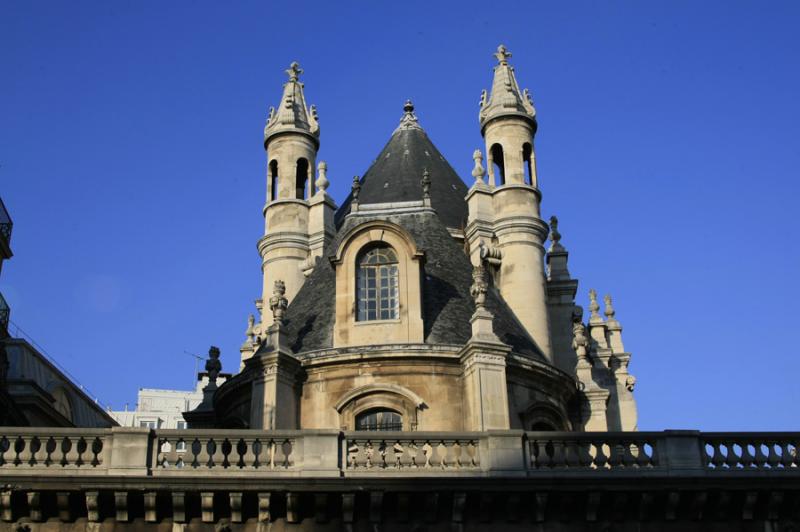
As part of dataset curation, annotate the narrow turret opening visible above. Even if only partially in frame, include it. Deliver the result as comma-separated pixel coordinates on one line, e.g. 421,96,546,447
269,160,279,201
522,142,533,186
296,158,310,199
490,143,505,185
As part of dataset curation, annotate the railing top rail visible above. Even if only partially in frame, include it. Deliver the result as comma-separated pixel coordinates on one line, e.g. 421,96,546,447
153,428,338,438
0,427,112,437
700,432,800,439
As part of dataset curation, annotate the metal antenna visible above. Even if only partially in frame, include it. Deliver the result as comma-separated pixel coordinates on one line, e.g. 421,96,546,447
183,350,203,389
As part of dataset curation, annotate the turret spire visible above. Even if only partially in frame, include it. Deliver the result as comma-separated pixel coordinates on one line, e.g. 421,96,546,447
395,99,422,132
479,45,536,132
264,61,320,146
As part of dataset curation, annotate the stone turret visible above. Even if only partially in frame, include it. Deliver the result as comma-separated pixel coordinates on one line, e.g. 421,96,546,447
252,62,335,362
467,45,552,361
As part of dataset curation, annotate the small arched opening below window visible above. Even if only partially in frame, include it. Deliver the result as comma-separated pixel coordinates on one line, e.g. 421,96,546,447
356,409,403,431
295,158,309,199
269,160,279,201
357,245,399,321
522,142,533,186
490,143,505,185
530,421,556,431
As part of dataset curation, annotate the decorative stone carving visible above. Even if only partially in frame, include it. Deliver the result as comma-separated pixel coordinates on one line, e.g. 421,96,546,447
351,175,361,202
572,307,590,369
205,346,222,385
549,215,565,252
395,99,422,132
269,280,288,325
588,288,602,322
421,168,431,200
316,161,329,193
470,264,488,310
472,149,486,184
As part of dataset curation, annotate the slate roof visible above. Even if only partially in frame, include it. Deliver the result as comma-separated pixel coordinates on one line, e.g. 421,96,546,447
334,106,469,230
283,210,546,361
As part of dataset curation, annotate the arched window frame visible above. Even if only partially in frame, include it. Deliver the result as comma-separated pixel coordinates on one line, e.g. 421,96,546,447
295,158,310,199
522,142,534,187
335,383,426,431
269,159,279,201
356,244,399,322
520,402,569,432
490,143,506,186
331,221,425,348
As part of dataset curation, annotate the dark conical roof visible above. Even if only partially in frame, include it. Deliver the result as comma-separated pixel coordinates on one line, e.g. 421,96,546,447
335,102,469,230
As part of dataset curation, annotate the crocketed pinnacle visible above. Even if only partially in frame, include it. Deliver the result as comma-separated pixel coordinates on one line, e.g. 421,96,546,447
478,45,536,132
264,61,320,146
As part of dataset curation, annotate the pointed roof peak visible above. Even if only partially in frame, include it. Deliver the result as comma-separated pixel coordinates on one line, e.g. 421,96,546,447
264,61,320,146
395,99,423,133
479,45,536,132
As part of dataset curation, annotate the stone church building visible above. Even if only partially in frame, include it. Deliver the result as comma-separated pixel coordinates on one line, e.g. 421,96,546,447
189,44,636,437
1,47,798,531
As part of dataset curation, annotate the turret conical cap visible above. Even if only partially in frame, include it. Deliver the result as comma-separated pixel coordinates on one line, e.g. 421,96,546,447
478,45,536,132
264,62,320,147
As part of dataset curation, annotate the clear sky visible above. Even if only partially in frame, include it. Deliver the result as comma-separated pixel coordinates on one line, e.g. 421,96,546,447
2,1,799,431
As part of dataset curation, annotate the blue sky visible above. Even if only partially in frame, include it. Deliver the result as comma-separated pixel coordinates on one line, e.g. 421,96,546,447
2,1,798,431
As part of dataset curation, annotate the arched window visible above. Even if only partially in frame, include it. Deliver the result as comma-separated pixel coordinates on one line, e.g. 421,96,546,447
530,421,555,431
269,160,279,201
522,142,533,186
357,245,399,321
295,158,309,199
490,143,505,185
356,409,403,431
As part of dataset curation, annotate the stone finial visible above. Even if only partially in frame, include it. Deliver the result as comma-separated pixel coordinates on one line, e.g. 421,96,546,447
269,280,288,325
494,44,512,65
603,294,616,320
395,99,422,132
470,264,489,311
421,169,431,200
571,307,590,368
549,215,564,252
471,149,486,184
351,176,361,202
285,61,302,81
588,289,601,321
245,314,255,344
316,161,329,193
205,346,222,385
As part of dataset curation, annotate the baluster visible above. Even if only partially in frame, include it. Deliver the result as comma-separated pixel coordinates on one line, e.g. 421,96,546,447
780,441,794,468
636,441,652,468
237,438,251,469
564,440,580,468
16,436,32,467
437,441,448,468
189,438,202,468
422,441,433,468
76,437,88,467
212,438,227,469
251,438,263,469
0,436,9,466
767,441,781,468
576,439,592,468
536,440,553,469
551,439,566,468
346,439,359,469
392,440,405,468
724,442,740,469
468,440,479,467
156,438,167,467
792,441,800,467
621,440,636,467
196,437,212,469
755,443,770,469
738,440,754,468
64,437,80,467
407,441,419,468
377,440,387,469
709,442,725,468
607,442,624,469
452,441,463,468
593,441,609,469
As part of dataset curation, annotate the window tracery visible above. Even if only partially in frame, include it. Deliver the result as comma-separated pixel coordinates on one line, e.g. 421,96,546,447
356,245,399,321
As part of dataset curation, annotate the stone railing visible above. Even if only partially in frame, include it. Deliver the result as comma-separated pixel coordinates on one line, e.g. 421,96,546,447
1,428,799,478
343,431,482,470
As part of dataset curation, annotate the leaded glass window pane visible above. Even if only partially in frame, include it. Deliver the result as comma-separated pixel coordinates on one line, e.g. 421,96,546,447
357,246,399,321
355,409,403,431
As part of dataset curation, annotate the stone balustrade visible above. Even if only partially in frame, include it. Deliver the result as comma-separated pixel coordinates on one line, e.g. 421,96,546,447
1,428,798,478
